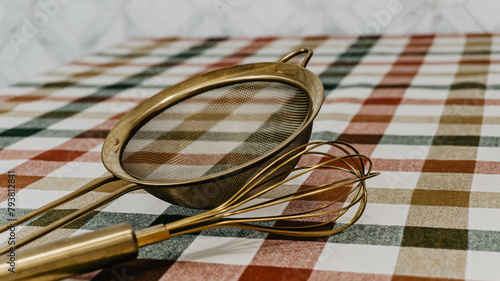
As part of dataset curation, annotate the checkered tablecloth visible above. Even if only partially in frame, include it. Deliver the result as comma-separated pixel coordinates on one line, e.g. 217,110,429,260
1,35,500,281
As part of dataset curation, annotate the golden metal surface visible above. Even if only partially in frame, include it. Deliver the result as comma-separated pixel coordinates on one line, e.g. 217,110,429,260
0,223,138,281
135,224,170,247
277,47,313,67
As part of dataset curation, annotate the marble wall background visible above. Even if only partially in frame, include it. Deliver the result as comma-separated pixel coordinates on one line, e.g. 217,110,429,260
1,0,499,86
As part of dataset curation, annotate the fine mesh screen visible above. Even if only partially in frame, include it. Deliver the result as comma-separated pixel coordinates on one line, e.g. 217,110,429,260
121,81,310,182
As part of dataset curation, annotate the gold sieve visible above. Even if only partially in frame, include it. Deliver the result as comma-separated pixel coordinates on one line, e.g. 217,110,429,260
0,48,323,253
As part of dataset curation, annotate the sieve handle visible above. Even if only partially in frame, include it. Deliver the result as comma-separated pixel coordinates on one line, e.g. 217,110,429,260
0,182,141,256
278,47,313,67
0,174,116,234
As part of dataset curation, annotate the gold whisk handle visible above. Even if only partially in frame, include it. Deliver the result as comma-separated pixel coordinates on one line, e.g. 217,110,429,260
0,223,139,281
135,223,171,247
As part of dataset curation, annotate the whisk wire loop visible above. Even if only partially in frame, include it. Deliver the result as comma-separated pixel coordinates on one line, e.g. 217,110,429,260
164,141,377,238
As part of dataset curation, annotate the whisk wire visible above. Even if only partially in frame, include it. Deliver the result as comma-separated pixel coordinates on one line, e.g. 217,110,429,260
218,173,373,225
217,141,362,211
163,141,377,239
218,149,373,218
221,175,364,219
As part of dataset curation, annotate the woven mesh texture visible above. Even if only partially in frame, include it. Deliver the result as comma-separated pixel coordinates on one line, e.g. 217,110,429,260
121,81,309,182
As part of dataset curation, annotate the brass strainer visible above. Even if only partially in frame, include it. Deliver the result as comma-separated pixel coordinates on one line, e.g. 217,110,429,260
102,47,323,208
122,80,313,208
0,48,323,252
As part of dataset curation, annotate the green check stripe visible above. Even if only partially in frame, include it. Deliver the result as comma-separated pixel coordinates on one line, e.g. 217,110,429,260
328,224,500,252
319,36,381,93
311,133,500,147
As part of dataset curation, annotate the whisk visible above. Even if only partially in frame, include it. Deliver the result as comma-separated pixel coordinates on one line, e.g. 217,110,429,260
0,141,378,281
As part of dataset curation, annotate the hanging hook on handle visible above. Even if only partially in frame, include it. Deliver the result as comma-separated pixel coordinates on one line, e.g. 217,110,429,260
278,47,313,68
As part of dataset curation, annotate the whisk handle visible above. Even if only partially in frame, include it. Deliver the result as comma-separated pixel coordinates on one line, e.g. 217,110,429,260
0,223,138,281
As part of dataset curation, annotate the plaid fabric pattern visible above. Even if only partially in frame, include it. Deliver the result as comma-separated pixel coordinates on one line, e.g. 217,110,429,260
0,35,499,281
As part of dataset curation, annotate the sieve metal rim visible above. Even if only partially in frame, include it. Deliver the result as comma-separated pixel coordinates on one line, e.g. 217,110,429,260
102,59,324,187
